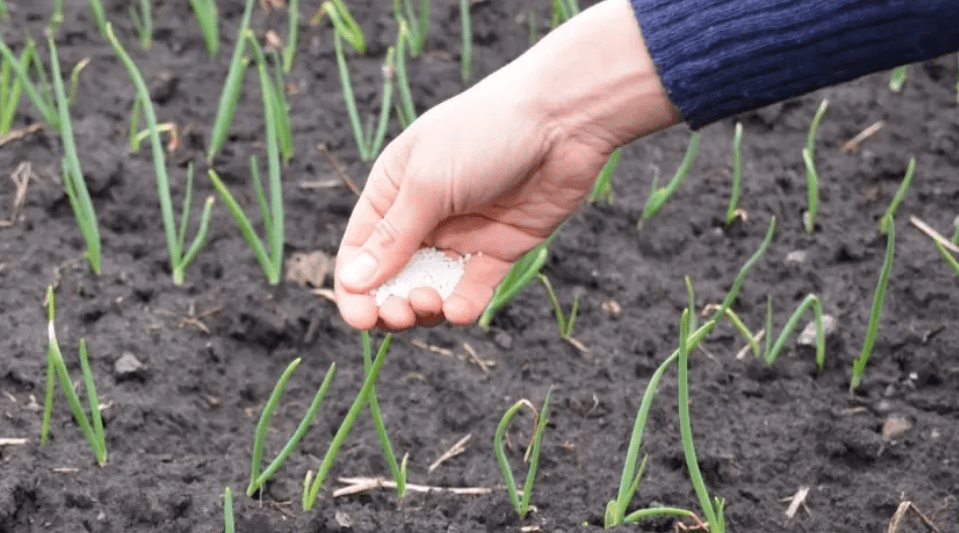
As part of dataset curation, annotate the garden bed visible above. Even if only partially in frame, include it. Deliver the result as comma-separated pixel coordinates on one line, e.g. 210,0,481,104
2,1,958,532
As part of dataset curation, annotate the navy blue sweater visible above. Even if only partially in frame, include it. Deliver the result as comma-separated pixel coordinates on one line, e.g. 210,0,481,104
629,0,959,129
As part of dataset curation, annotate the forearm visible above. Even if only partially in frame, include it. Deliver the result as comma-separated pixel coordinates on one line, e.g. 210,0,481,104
631,0,959,129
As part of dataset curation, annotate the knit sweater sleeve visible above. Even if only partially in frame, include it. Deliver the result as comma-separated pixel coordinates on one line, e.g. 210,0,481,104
629,0,959,129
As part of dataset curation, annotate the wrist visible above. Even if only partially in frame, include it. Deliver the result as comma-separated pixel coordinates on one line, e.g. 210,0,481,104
515,0,683,152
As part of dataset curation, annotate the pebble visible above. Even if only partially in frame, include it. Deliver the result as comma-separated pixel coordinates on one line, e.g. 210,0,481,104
796,315,837,346
881,414,912,440
493,331,513,350
785,250,807,263
114,352,146,380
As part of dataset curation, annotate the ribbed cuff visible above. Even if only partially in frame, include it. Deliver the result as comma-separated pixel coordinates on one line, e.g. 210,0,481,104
630,0,959,129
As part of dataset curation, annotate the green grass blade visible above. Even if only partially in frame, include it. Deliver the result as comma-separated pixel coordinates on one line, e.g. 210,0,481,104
589,147,621,204
180,196,214,270
0,43,31,134
251,362,338,495
87,0,107,36
304,333,393,510
269,49,294,164
879,156,915,235
623,507,697,525
764,296,773,357
0,39,58,130
77,339,107,464
519,387,552,517
850,223,895,392
362,332,405,498
325,0,366,54
395,20,416,126
40,338,56,446
802,147,818,232
50,34,100,274
370,47,395,157
725,122,743,225
459,0,471,82
208,169,276,280
711,216,776,322
282,0,300,72
478,246,548,331
934,239,959,276
176,162,196,253
248,158,273,255
207,0,255,163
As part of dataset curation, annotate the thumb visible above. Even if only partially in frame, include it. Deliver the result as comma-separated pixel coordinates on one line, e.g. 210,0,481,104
338,182,444,294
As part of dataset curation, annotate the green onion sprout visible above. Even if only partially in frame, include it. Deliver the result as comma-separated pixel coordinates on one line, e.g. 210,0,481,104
725,122,743,225
527,10,539,47
0,40,32,135
589,148,622,204
392,0,429,57
850,223,895,392
0,37,58,130
879,156,915,235
803,98,828,233
551,0,580,27
934,240,959,277
303,334,394,510
189,0,219,57
319,0,366,54
677,308,726,533
394,18,417,129
761,294,826,370
889,65,908,92
207,0,255,164
87,0,108,37
538,273,579,340
247,359,337,497
282,0,300,73
41,286,107,465
334,31,394,161
639,131,701,227
223,487,234,533
49,34,101,274
459,0,471,82
494,388,553,518
361,331,406,498
129,0,153,49
107,23,214,285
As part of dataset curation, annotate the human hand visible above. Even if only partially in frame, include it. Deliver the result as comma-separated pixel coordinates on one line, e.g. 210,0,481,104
334,0,681,331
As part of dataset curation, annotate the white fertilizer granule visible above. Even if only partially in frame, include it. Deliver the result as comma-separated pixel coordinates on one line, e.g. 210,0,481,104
372,248,469,306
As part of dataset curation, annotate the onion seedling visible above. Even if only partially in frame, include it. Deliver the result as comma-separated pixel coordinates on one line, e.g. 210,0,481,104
247,359,336,497
551,0,580,27
0,37,58,130
879,156,915,235
41,286,107,465
494,388,553,519
392,0,429,57
189,0,219,57
207,0,255,164
303,334,394,510
282,0,300,72
889,65,908,92
605,218,775,528
589,147,622,204
762,294,825,370
952,218,959,246
0,38,31,134
394,18,417,129
49,34,101,274
803,98,828,232
639,131,701,228
317,0,366,54
537,273,579,340
850,223,896,392
677,308,727,533
107,23,214,285
0,0,7,22
246,33,293,165
477,224,564,331
459,0,471,82
49,0,64,32
725,122,743,225
934,240,959,277
87,0,108,37
527,10,539,47
361,331,406,498
223,487,234,533
334,31,394,161
129,0,153,49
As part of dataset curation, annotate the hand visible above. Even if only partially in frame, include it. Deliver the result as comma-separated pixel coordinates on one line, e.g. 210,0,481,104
334,0,681,331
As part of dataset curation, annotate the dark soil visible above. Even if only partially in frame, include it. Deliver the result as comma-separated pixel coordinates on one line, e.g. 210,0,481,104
2,1,958,532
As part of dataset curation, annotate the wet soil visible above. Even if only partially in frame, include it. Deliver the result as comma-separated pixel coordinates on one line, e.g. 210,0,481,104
2,1,958,532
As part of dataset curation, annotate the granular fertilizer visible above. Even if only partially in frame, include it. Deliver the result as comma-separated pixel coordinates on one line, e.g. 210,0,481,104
372,248,469,306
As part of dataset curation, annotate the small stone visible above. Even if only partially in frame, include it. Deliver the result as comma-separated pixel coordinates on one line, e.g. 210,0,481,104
601,299,622,318
114,352,146,380
796,315,837,346
285,250,333,288
785,250,807,263
493,331,513,350
881,414,912,440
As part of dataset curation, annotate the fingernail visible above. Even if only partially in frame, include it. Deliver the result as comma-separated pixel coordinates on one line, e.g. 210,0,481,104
341,251,378,288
